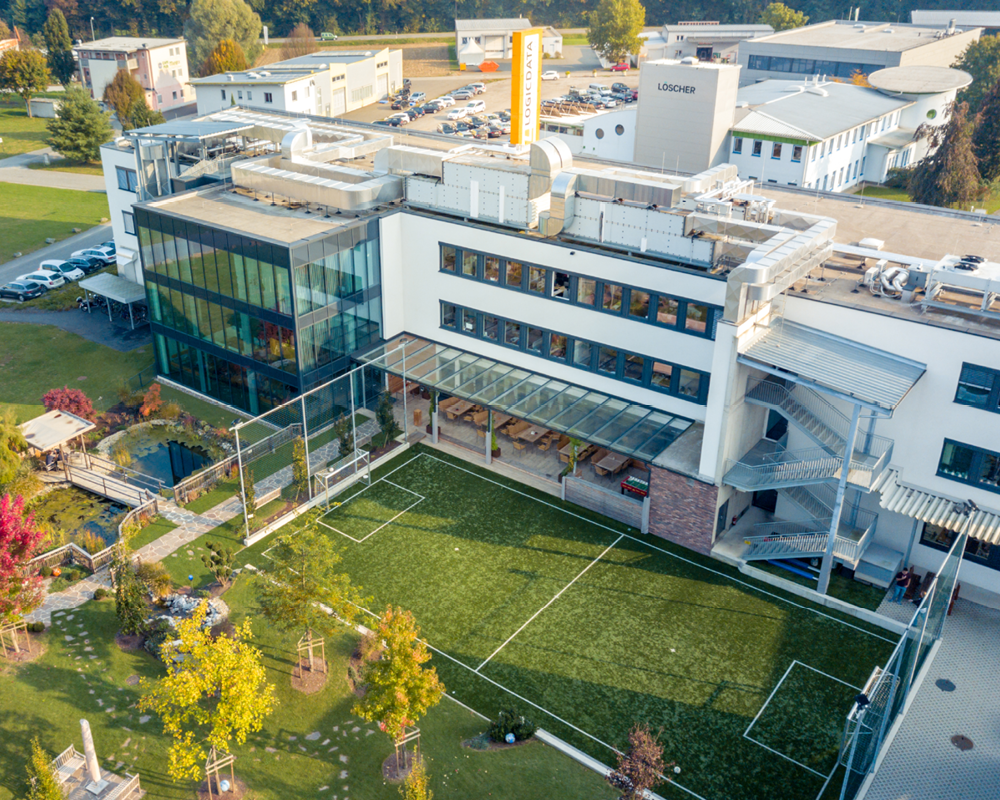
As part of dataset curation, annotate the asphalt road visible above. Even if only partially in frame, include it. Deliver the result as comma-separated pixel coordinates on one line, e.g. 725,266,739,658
0,223,112,288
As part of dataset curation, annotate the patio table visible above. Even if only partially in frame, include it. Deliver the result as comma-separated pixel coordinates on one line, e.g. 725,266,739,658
445,400,475,419
516,427,552,443
505,420,531,437
594,451,630,475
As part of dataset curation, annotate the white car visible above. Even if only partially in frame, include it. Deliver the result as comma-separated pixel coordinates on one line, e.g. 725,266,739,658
71,246,115,265
447,107,468,120
450,90,474,101
468,82,486,94
434,95,455,107
541,70,560,81
17,270,65,290
39,259,85,281
465,100,486,114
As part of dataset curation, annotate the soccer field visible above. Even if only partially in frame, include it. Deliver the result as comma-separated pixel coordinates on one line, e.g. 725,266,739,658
261,447,896,800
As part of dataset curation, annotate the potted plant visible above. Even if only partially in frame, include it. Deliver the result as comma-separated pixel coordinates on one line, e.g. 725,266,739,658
426,389,437,435
490,412,501,459
560,437,581,481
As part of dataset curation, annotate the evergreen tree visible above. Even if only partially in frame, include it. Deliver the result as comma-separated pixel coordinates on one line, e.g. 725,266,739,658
111,545,148,636
25,737,63,800
909,101,982,209
588,0,645,66
46,87,113,162
129,100,166,129
42,9,74,86
200,38,247,77
974,78,1000,183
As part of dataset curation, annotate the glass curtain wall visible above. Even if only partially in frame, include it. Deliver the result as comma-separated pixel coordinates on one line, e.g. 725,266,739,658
137,208,382,415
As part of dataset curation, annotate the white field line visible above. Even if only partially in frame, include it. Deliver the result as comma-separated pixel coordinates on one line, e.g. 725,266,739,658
474,533,624,672
742,734,827,779
743,660,798,739
419,453,896,644
316,478,425,543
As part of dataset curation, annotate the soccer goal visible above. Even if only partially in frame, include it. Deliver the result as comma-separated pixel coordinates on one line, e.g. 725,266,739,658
314,447,371,510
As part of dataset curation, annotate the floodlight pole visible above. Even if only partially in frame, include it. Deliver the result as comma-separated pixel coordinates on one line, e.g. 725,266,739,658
235,427,250,542
401,345,408,444
817,402,862,595
350,369,358,478
300,395,312,499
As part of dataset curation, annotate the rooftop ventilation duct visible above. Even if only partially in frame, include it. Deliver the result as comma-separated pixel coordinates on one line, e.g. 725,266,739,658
281,125,312,160
232,158,403,211
529,138,572,199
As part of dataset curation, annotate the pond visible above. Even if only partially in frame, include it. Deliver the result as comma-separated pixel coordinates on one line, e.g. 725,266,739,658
29,486,126,549
114,426,217,487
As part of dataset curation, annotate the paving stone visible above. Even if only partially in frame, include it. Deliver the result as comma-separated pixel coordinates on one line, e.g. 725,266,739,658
139,716,150,724
306,731,321,740
339,771,348,780
339,755,348,763
65,635,74,641
265,747,277,754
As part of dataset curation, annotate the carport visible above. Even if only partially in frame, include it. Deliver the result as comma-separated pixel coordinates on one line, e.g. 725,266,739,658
78,272,147,329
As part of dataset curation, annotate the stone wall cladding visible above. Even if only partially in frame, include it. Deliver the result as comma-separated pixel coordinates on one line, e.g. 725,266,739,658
647,466,718,554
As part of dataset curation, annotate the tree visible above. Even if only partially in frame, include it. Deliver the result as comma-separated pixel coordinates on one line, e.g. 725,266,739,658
607,723,668,800
25,737,63,800
291,436,308,499
139,384,163,417
850,70,872,88
0,495,46,636
354,606,444,771
41,385,96,421
759,2,808,33
200,38,247,77
253,526,364,670
129,101,166,129
281,22,318,60
42,9,74,86
110,545,148,636
400,758,432,800
242,465,256,524
201,540,235,586
138,602,275,780
184,0,263,71
955,35,1000,115
336,416,354,461
46,87,114,163
587,0,644,67
0,20,11,40
0,49,49,118
909,101,982,209
0,409,28,486
375,391,400,448
103,69,144,126
974,78,1000,183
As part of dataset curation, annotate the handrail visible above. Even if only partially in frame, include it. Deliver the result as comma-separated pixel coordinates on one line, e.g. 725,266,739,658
106,773,141,800
51,744,79,769
726,442,892,491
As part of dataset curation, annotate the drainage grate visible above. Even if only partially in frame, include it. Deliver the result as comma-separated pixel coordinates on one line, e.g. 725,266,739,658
951,735,973,751
935,678,956,692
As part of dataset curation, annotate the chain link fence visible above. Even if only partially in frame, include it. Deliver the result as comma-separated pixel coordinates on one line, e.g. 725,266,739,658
838,528,966,800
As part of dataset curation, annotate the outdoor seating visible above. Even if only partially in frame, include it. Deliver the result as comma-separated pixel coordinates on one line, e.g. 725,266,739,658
591,448,611,474
513,441,526,451
537,439,552,451
472,409,490,426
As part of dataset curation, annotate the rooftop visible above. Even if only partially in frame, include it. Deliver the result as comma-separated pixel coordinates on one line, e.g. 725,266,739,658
746,20,979,52
733,79,911,142
868,65,972,94
911,10,1000,27
77,36,183,51
19,410,96,453
266,50,390,67
191,67,322,85
455,18,534,32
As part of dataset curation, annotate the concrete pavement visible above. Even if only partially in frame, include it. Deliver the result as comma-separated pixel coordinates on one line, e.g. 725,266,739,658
0,147,107,192
0,308,151,351
0,222,112,285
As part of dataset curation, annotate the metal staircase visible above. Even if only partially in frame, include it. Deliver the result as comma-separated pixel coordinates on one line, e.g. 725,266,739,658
741,509,878,567
780,483,834,520
723,443,890,492
745,378,847,453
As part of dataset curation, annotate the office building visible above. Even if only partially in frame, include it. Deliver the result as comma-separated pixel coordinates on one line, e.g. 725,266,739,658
454,18,562,68
643,21,773,62
737,20,980,85
911,9,1000,35
77,36,191,112
191,49,403,117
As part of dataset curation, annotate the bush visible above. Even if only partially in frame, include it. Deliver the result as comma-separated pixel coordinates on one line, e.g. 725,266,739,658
77,530,107,556
143,618,174,658
160,401,182,420
487,705,537,743
883,166,913,190
135,560,172,598
93,587,108,600
111,441,132,467
28,621,45,633
40,565,52,577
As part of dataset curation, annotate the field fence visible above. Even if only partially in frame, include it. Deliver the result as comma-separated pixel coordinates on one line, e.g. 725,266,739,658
838,528,965,800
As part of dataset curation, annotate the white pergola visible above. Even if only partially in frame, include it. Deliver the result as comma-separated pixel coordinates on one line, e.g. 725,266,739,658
78,272,148,330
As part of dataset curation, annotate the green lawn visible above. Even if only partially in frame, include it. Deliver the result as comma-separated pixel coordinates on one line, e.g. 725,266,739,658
26,159,104,176
238,447,896,800
0,580,613,800
752,560,888,611
561,34,589,45
0,323,153,423
0,181,109,263
128,516,179,552
158,385,246,430
851,182,1000,213
0,97,49,157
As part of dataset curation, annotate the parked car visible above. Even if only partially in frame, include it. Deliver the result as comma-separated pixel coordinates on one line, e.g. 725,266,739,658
421,102,442,114
499,109,511,121
39,260,85,281
373,119,397,127
610,62,630,72
447,106,468,120
541,70,560,81
390,98,408,110
491,120,511,135
388,113,410,125
0,280,45,301
409,92,426,105
99,240,116,255
404,107,423,119
71,246,115,265
438,123,458,134
466,115,488,129
454,121,474,134
450,90,474,102
64,256,103,274
17,270,65,290
435,95,455,107
468,82,486,94
611,82,632,94
465,100,486,115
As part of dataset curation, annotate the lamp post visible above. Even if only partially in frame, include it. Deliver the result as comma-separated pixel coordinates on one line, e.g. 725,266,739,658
90,17,95,41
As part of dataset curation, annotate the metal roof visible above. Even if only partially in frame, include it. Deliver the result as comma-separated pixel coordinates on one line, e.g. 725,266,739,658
731,109,818,143
19,410,96,453
127,120,254,140
740,319,926,411
877,469,1000,545
734,81,912,141
357,335,694,463
455,18,533,32
78,272,147,305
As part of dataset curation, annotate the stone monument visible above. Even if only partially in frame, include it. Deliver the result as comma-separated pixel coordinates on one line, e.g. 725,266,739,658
81,719,109,794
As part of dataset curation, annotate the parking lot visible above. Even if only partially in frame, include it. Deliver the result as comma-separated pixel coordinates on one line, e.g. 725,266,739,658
339,70,643,139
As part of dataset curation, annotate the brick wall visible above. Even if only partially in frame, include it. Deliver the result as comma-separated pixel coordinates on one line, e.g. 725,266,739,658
647,466,718,554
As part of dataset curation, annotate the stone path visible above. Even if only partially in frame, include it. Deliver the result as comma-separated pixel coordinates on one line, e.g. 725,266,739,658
25,497,240,625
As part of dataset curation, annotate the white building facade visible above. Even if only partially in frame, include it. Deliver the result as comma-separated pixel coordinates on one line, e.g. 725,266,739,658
455,18,562,67
643,22,773,62
78,36,191,112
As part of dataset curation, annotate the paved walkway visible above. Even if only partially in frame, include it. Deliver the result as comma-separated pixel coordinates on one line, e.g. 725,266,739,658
0,308,151,351
865,599,1000,800
0,147,107,192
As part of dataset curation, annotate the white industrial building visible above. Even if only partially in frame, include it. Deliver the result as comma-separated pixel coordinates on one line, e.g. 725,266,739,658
191,49,402,117
737,19,981,85
911,9,1000,35
642,21,773,62
541,106,637,161
77,36,191,112
455,18,562,68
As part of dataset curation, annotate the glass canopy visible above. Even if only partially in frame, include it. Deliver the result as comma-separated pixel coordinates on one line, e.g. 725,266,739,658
357,336,694,463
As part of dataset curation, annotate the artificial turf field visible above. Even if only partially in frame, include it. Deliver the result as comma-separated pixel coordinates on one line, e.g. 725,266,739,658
253,447,896,800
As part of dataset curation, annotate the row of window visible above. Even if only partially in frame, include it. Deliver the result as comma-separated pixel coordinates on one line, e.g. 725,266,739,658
920,522,998,573
440,245,719,340
746,55,884,79
734,139,803,162
299,308,382,375
293,238,380,315
440,301,710,404
938,440,1000,495
956,363,1000,413
810,116,895,161
221,89,274,103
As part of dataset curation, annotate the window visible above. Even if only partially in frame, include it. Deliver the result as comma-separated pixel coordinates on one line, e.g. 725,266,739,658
752,141,762,157
527,327,544,354
238,91,243,99
955,363,1000,411
504,320,521,346
678,369,702,398
598,347,618,375
685,303,709,333
602,284,622,313
624,354,644,383
577,277,596,305
462,250,477,277
920,522,996,568
172,91,177,100
549,333,567,360
615,124,625,136
792,145,803,162
733,137,743,154
810,146,817,162
651,362,672,392
442,303,457,328
484,256,500,282
572,341,592,369
657,296,678,326
595,128,605,140
123,211,136,235
264,92,273,103
461,308,477,334
116,167,139,192
483,314,499,341
221,89,226,100
441,245,456,272
505,260,523,288
937,440,1000,494
629,289,650,319
822,175,829,191
528,266,546,294
771,143,782,159
247,91,252,101
291,90,298,102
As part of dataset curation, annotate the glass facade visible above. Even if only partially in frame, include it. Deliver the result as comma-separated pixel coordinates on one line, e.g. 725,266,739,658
136,206,382,415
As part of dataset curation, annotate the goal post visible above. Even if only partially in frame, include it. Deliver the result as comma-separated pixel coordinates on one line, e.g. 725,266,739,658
315,447,371,509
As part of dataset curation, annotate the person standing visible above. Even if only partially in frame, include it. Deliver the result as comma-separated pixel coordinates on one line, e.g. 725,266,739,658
891,567,911,603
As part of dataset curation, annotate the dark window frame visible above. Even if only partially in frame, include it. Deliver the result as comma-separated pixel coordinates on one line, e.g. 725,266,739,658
954,362,1000,413
937,439,1000,496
